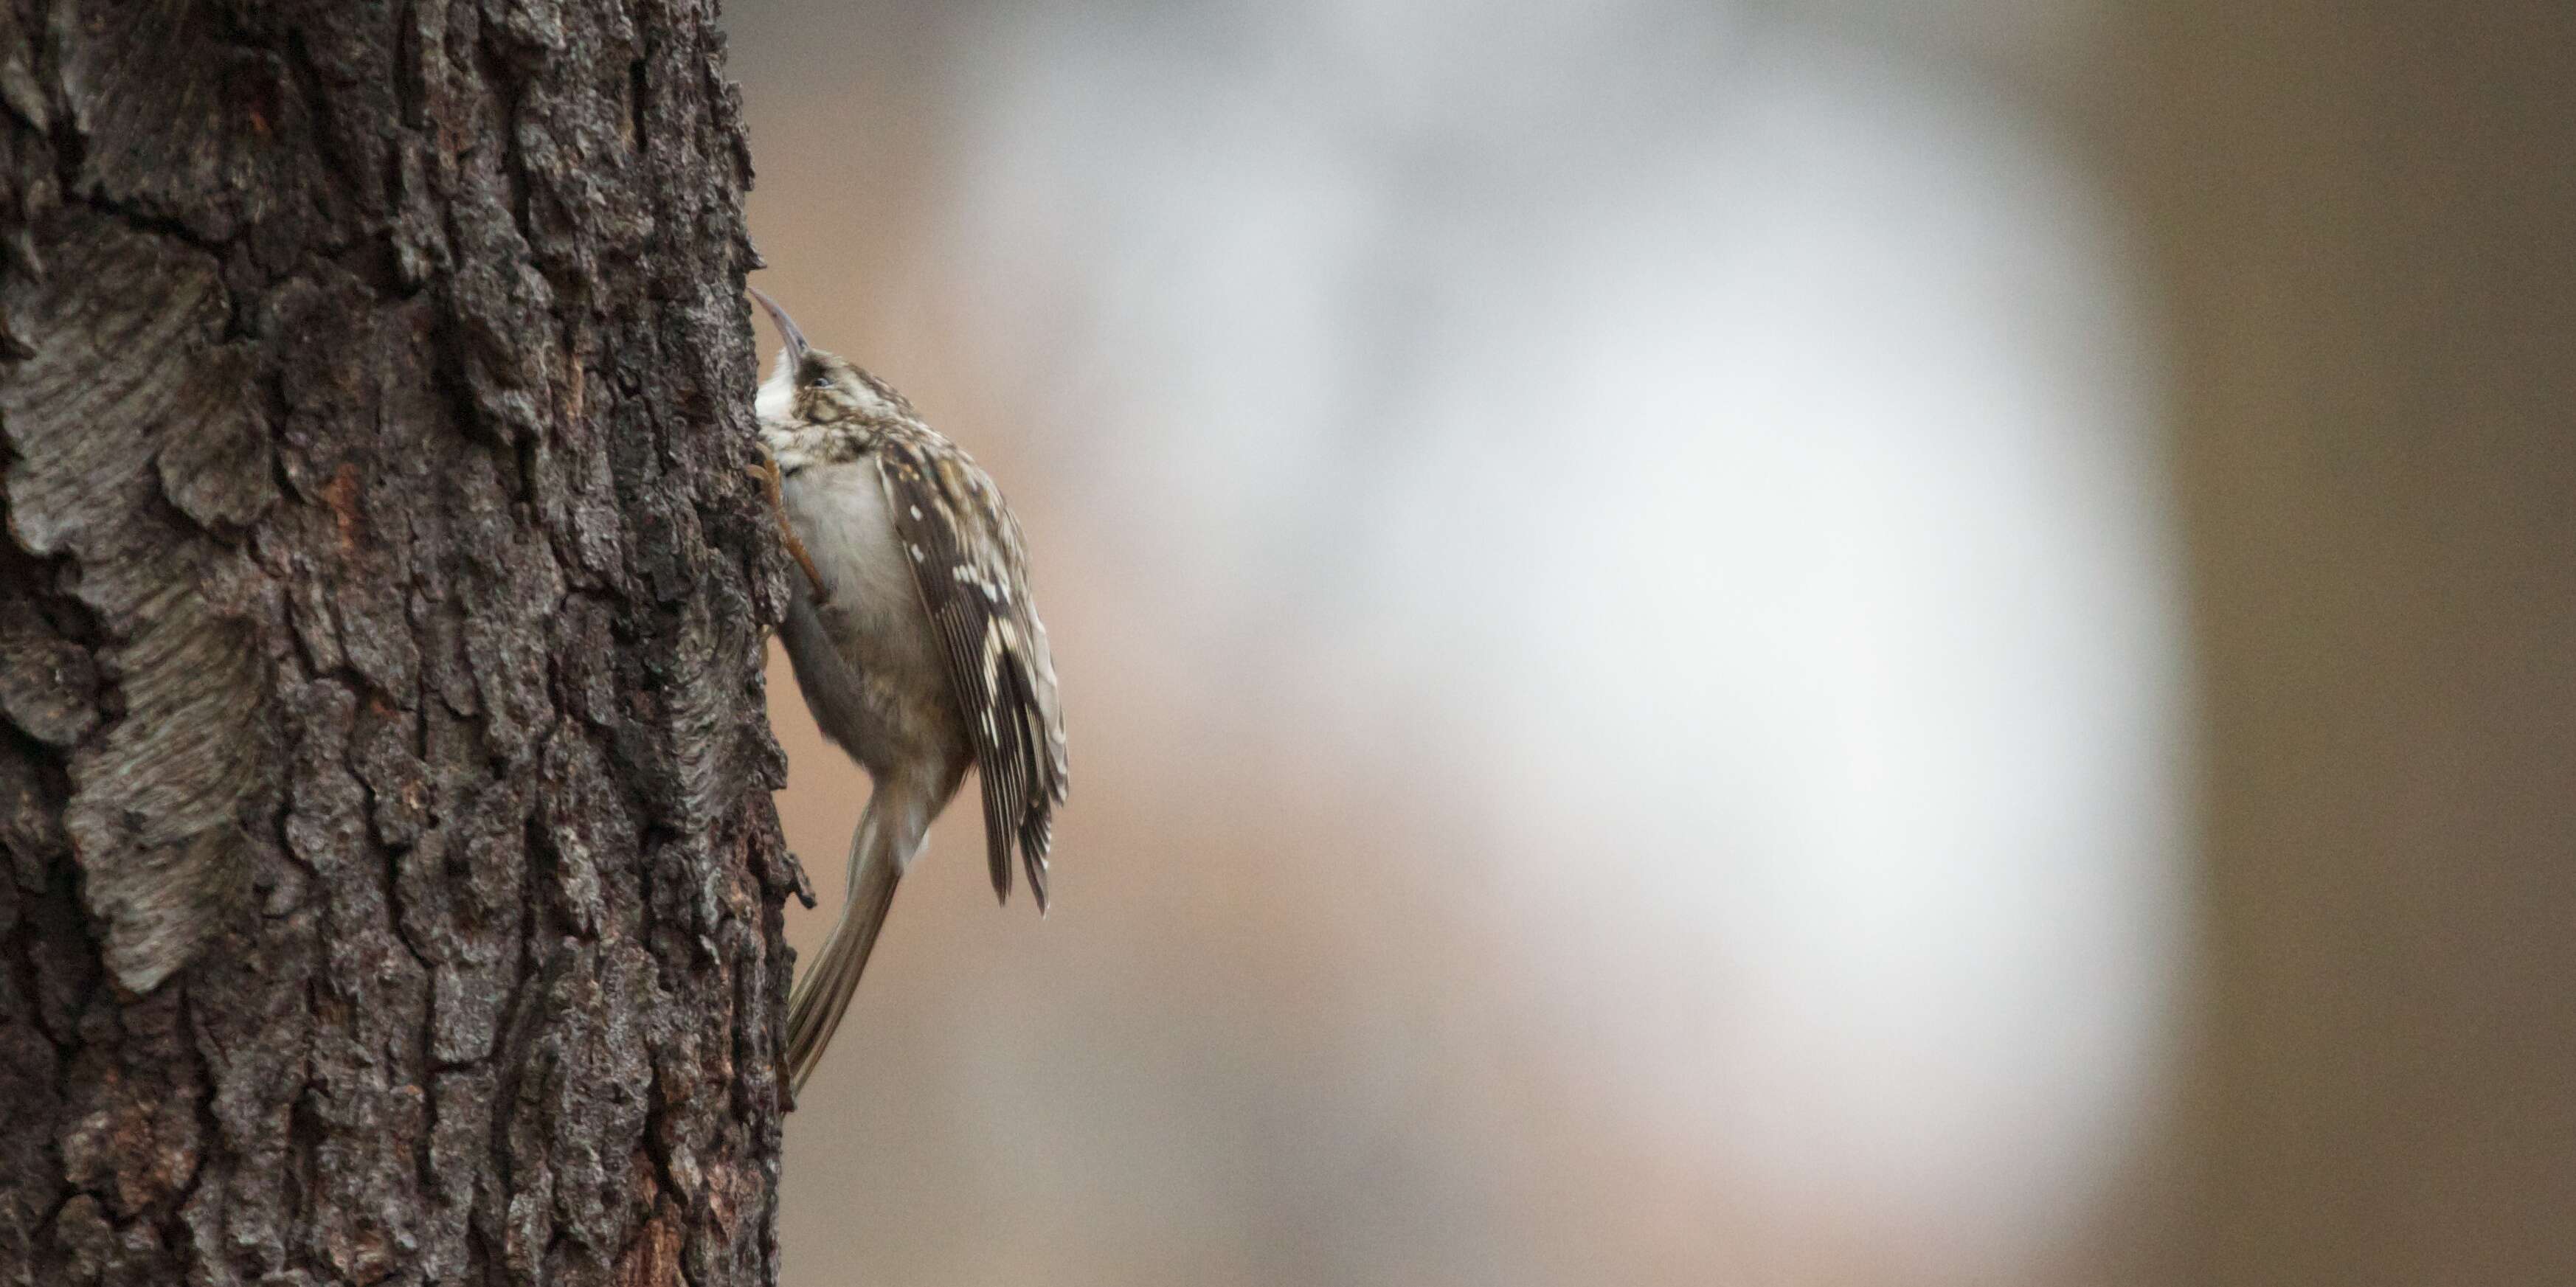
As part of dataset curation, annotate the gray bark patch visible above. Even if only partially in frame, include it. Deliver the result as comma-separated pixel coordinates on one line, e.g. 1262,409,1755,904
0,219,273,995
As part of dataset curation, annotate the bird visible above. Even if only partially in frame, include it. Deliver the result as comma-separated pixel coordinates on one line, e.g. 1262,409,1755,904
745,288,1067,1098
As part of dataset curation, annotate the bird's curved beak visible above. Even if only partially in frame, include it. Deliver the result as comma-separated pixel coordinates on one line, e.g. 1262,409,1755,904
748,286,810,364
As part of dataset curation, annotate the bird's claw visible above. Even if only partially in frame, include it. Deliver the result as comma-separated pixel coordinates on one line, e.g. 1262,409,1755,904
749,459,831,604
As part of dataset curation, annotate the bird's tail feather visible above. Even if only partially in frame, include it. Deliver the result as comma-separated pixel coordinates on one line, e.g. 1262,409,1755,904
785,796,912,1097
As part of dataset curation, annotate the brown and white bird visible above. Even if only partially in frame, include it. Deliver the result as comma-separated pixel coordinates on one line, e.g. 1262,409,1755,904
747,289,1067,1097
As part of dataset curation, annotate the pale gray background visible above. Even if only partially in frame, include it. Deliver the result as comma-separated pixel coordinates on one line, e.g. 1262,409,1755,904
725,2,2575,1283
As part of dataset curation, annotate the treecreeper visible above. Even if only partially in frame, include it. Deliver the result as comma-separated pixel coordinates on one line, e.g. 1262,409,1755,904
745,289,1069,1099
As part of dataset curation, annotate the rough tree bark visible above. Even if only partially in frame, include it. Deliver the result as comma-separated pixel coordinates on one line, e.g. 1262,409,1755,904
0,3,802,1286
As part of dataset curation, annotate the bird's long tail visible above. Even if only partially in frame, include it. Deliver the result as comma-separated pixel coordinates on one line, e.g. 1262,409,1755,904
785,791,917,1097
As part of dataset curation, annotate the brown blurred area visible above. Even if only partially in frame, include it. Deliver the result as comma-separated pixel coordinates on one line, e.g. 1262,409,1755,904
2139,3,2576,1284
724,1,2574,1284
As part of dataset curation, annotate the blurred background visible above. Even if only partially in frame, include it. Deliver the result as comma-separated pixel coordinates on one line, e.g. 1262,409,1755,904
724,1,2574,1284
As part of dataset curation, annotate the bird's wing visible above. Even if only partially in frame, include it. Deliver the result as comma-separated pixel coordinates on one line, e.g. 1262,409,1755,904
876,428,1069,908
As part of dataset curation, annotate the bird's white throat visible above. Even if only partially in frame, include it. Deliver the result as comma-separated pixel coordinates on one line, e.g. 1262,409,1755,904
754,345,799,424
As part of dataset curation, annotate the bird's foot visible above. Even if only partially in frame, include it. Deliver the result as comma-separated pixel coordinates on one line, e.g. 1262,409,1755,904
748,459,831,605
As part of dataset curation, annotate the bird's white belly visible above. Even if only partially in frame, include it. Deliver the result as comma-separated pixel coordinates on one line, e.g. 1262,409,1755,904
775,459,963,777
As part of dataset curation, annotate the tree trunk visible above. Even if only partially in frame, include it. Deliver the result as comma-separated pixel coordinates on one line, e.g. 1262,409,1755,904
0,3,800,1286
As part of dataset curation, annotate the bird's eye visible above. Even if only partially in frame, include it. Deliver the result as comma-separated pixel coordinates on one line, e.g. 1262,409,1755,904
809,372,832,389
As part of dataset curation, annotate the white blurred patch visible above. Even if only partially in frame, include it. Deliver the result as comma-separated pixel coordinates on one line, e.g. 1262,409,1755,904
1351,38,2188,1263
941,0,2184,1279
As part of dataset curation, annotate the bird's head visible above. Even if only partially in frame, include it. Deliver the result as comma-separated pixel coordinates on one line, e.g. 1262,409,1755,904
749,288,913,443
